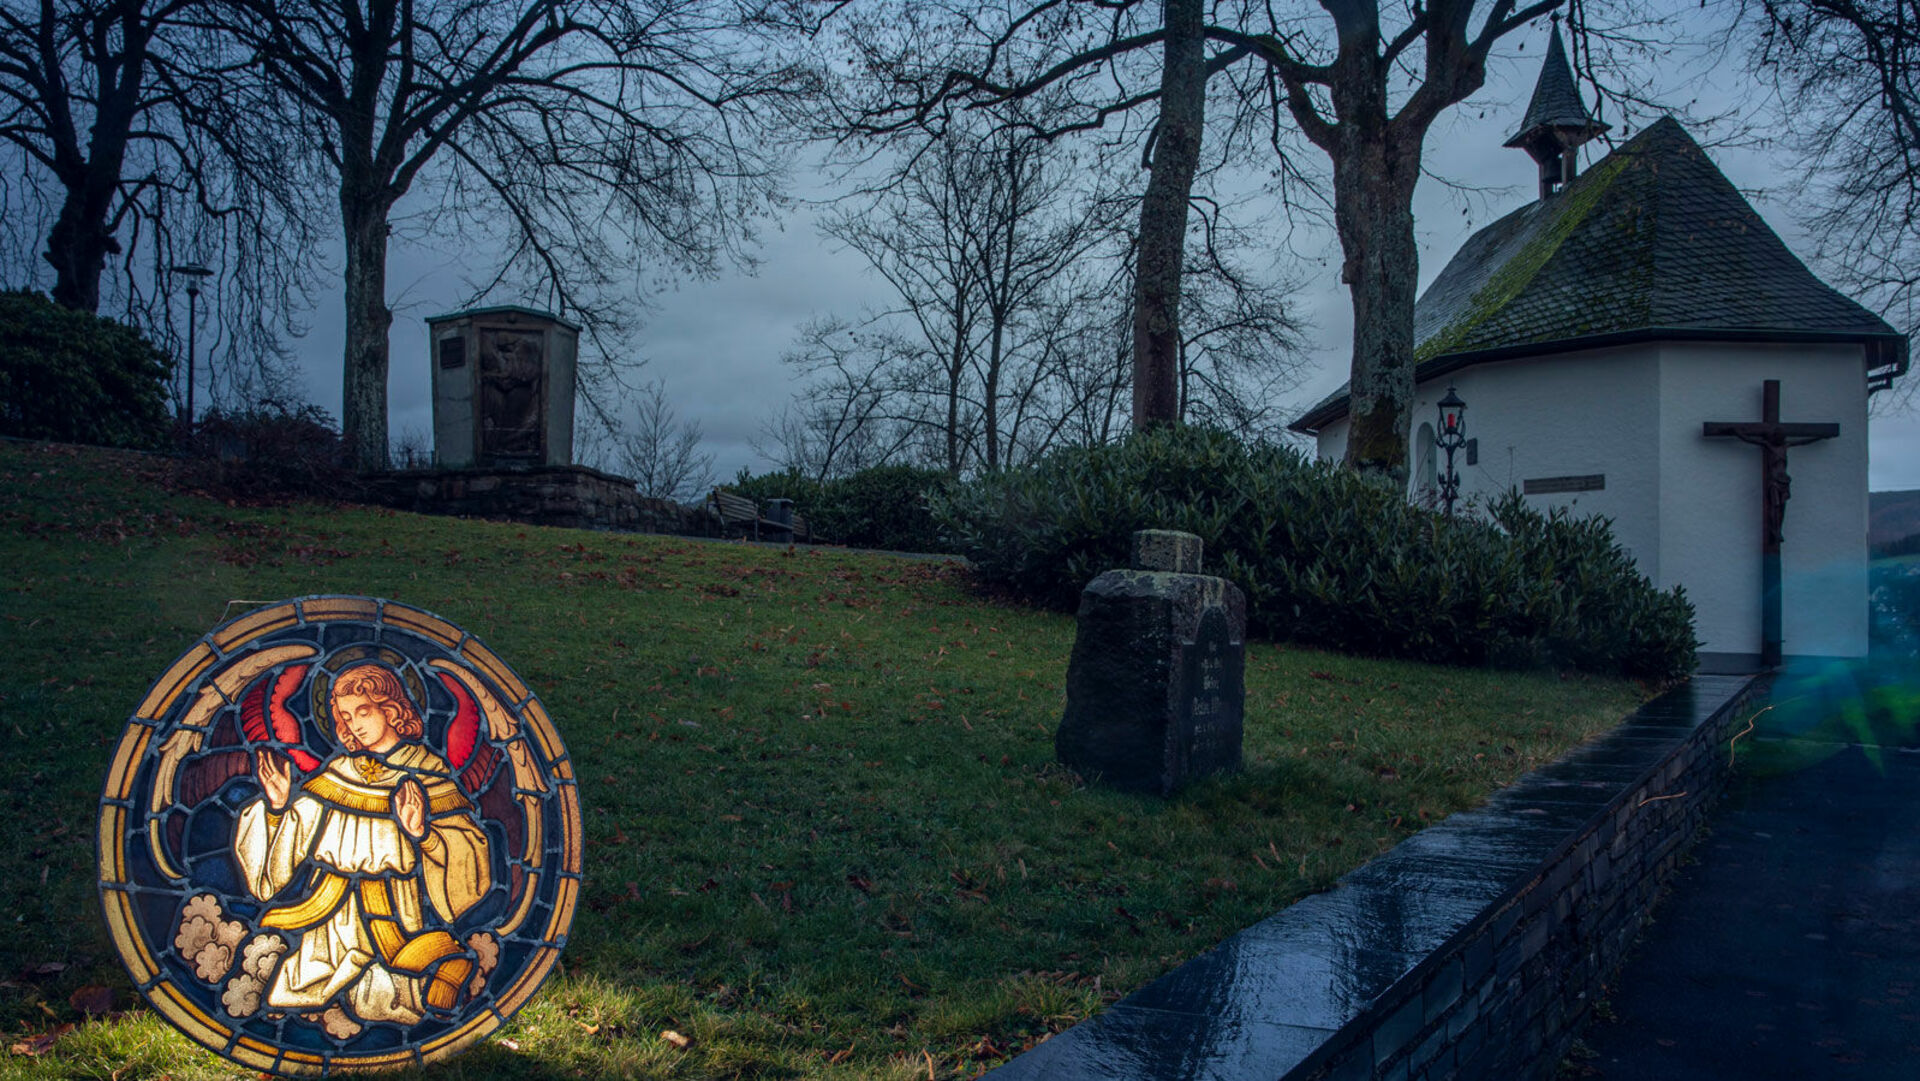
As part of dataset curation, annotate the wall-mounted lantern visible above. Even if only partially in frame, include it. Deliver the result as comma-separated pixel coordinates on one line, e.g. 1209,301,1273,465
1437,386,1467,516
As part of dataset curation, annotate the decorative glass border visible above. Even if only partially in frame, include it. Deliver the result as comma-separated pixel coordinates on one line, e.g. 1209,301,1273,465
98,597,581,1075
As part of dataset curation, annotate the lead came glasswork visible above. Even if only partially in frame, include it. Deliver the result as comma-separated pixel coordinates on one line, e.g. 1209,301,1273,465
97,597,582,1074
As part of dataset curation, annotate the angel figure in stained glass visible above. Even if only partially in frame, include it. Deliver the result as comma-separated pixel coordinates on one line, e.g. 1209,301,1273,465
234,663,491,1025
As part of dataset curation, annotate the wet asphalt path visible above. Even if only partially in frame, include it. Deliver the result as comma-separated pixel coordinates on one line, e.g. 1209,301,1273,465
1577,725,1920,1079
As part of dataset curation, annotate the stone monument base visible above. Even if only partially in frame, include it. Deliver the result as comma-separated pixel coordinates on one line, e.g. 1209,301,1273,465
362,464,688,532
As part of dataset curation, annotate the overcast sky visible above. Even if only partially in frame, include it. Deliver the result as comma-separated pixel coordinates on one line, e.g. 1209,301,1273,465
272,17,1920,493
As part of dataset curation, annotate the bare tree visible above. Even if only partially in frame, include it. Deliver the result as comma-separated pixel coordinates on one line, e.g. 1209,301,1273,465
847,0,1678,483
1132,0,1206,429
1174,247,1309,437
618,379,714,502
762,315,924,483
1202,1,1574,483
214,0,822,471
777,134,1304,472
1067,211,1309,442
1,0,196,312
964,121,1128,466
1741,0,1920,384
812,116,1121,475
0,0,317,404
840,0,1258,433
828,134,984,475
390,422,432,469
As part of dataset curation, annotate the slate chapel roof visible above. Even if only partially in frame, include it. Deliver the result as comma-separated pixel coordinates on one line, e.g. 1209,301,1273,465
1290,117,1908,434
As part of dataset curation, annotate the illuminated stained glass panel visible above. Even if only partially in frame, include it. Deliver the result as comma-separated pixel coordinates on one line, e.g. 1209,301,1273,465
98,597,582,1075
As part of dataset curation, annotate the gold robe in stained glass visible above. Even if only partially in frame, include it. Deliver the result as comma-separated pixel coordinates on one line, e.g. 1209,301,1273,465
233,664,491,1024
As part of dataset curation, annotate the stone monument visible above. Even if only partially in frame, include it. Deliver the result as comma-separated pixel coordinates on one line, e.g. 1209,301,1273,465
1055,529,1247,795
368,305,643,530
427,306,579,468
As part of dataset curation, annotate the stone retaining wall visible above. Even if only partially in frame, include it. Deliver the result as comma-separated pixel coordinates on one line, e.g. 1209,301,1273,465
1315,674,1767,1081
988,673,1767,1081
362,465,699,533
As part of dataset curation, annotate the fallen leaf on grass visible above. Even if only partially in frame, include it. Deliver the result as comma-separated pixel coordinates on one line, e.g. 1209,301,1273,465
661,1029,692,1050
68,985,112,1016
9,1024,72,1056
498,1037,521,1051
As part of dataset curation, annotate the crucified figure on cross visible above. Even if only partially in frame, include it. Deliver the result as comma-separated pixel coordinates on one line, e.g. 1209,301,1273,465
1703,380,1840,668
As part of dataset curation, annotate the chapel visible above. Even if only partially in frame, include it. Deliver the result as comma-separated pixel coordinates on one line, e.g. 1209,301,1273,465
1289,28,1908,672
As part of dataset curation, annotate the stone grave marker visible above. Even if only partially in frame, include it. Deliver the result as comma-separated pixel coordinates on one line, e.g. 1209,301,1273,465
1055,529,1246,795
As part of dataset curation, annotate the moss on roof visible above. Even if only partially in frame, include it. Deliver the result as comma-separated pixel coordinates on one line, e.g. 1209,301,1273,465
1291,117,1904,433
1415,149,1633,362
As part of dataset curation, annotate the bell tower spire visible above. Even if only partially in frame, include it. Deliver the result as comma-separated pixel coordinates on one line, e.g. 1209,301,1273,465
1504,18,1609,200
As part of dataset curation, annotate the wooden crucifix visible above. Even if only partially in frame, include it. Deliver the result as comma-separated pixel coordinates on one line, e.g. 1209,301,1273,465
1702,380,1840,668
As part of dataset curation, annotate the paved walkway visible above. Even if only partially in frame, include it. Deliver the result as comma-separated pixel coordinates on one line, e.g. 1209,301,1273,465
1578,692,1920,1079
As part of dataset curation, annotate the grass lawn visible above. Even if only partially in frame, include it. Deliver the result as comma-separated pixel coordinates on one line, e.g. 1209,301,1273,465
0,440,1649,1080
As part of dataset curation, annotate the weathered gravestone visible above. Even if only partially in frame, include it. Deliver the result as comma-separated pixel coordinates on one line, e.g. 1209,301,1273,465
1056,530,1246,795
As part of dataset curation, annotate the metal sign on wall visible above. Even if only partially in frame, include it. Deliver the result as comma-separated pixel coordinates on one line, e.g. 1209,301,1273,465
97,597,581,1074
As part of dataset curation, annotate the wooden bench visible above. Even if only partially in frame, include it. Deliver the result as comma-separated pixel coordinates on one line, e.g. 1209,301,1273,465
707,490,811,543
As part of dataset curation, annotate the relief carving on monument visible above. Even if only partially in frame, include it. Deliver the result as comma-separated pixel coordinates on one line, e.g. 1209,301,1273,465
479,329,545,459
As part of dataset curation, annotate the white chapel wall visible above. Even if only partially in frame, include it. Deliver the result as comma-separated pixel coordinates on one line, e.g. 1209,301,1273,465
1441,347,1664,577
1305,340,1872,664
1655,342,1868,660
1311,346,1665,574
1313,418,1348,463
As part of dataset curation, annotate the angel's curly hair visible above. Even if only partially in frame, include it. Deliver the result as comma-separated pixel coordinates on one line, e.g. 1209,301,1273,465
331,664,423,752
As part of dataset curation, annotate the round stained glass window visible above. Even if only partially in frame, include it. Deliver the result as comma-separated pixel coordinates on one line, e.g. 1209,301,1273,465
97,597,581,1074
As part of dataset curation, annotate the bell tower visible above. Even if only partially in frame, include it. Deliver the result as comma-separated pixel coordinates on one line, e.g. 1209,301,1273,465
1503,20,1610,200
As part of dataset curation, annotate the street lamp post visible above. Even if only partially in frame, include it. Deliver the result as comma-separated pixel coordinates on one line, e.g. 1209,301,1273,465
1436,386,1467,516
170,263,214,431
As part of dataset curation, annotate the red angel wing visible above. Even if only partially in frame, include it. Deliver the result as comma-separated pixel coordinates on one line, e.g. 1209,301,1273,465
438,670,480,769
240,664,318,771
436,670,501,790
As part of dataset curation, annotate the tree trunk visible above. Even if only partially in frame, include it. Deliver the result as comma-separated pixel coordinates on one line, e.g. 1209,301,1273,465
1130,0,1204,431
1320,7,1422,490
42,13,145,314
341,187,395,472
1333,134,1420,488
984,319,1004,470
945,358,963,476
43,187,120,312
